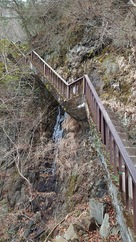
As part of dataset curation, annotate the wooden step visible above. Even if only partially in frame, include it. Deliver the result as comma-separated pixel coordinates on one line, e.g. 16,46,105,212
126,147,136,156
114,125,125,133
105,107,136,168
123,140,136,147
130,156,136,164
117,132,128,140
110,118,121,126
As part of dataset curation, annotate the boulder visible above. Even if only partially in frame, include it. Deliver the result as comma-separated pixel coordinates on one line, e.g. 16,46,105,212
89,198,104,225
64,223,79,241
53,235,68,242
100,213,110,239
79,214,92,231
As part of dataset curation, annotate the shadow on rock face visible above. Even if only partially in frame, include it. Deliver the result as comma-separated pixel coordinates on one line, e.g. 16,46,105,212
31,192,57,221
34,175,57,192
89,179,108,199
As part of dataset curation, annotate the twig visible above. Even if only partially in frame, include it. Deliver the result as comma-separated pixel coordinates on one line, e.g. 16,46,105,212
44,218,65,242
43,212,74,242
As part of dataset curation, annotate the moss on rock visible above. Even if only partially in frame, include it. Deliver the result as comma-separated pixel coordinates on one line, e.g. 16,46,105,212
66,175,78,198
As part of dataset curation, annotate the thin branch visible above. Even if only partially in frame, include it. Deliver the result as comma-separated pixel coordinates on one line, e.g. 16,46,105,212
2,126,33,200
128,0,136,7
44,218,65,242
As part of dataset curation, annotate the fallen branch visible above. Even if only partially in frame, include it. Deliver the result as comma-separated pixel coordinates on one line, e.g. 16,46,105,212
43,212,74,242
44,218,65,242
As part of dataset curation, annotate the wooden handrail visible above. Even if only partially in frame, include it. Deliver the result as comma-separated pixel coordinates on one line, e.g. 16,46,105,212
68,76,84,86
84,75,136,183
32,50,68,85
29,50,136,231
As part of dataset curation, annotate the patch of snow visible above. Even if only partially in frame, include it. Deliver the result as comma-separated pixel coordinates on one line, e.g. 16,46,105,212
77,103,85,108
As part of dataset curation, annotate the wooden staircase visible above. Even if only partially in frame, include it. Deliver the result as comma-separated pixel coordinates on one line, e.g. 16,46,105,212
106,108,136,167
28,50,136,232
29,51,87,120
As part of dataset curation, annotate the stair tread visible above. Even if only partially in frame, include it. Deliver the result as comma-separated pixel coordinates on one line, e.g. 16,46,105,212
105,107,136,167
114,125,125,133
123,140,136,147
117,132,128,140
126,148,136,156
130,156,136,164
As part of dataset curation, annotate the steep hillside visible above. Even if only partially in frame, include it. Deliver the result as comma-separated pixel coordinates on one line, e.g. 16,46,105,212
0,0,136,241
0,42,125,241
0,48,124,241
30,0,136,139
0,78,123,241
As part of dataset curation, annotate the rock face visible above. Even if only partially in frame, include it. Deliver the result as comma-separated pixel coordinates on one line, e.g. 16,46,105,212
89,198,105,225
0,69,122,241
0,8,26,42
100,213,110,238
53,236,67,242
0,73,59,240
64,224,79,241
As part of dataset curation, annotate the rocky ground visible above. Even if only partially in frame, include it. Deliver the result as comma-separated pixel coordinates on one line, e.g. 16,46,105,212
0,65,123,241
55,44,136,141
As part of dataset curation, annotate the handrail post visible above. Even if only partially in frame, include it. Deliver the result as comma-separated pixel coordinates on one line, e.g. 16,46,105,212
83,76,85,94
43,63,45,76
119,151,123,192
125,166,129,209
67,85,69,99
31,51,33,60
133,182,136,231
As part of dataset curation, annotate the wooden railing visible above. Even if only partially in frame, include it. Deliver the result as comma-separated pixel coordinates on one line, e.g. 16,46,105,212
31,51,85,99
30,50,136,231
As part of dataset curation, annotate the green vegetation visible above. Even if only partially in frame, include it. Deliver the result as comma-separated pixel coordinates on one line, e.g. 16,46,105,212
66,175,78,198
